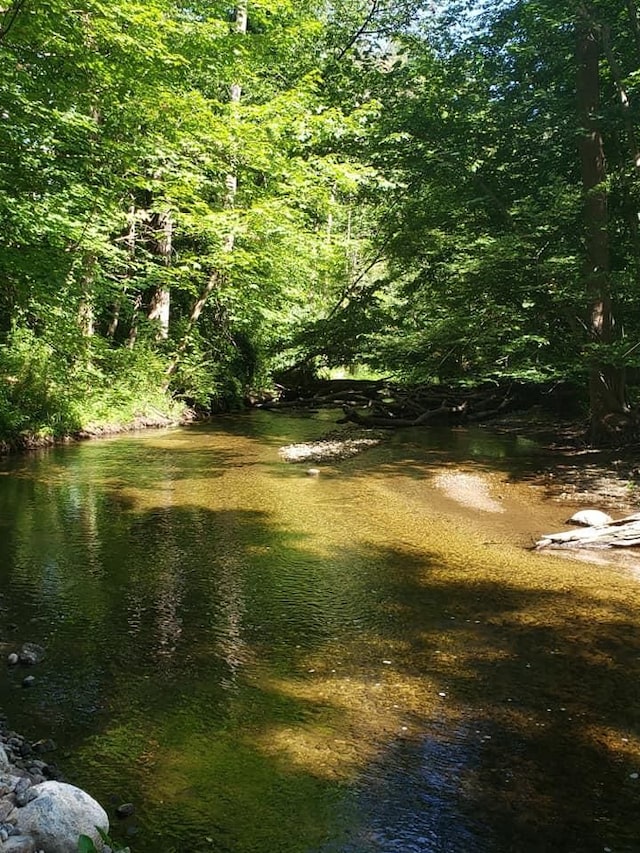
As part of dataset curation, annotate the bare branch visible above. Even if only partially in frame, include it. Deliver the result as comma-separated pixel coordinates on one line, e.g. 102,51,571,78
334,0,381,62
0,0,27,45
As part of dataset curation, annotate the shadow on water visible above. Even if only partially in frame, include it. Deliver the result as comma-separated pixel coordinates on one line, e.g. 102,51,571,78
0,417,640,851
335,545,640,853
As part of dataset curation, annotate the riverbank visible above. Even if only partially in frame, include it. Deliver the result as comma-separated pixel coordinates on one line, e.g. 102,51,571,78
0,405,193,456
277,407,640,513
488,408,640,511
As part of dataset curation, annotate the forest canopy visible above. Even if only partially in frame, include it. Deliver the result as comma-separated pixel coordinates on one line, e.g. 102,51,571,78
1,0,640,443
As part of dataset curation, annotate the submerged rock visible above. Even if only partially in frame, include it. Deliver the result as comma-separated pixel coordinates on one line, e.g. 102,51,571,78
115,802,135,818
0,745,10,773
18,645,45,666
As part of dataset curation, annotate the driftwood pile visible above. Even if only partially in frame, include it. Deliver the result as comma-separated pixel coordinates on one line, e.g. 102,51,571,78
262,378,543,429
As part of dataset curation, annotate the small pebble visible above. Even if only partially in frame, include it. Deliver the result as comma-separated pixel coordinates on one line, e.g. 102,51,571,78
630,772,638,779
6,655,18,667
306,468,320,477
21,677,35,689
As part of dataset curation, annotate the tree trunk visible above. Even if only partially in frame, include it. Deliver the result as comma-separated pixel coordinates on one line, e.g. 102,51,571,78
576,11,627,442
109,205,137,339
78,253,96,338
147,209,173,340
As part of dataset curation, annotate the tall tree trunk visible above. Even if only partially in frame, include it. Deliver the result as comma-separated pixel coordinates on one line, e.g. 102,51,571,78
78,252,96,338
576,12,627,442
127,292,142,349
109,205,137,339
147,209,173,340
165,1,247,380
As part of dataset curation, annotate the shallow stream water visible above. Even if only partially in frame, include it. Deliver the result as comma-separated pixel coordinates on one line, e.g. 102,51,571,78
1,412,640,852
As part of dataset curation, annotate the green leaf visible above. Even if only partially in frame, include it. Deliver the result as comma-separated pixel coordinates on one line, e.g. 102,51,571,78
77,835,98,853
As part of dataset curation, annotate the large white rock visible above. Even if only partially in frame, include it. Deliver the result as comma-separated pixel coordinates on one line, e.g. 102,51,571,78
567,509,614,527
14,781,108,853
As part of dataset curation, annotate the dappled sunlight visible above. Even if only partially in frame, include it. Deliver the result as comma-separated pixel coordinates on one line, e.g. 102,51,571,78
248,664,447,782
4,414,640,850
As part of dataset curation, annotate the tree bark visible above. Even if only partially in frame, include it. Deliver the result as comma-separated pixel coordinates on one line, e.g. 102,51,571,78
147,209,173,340
576,11,627,442
78,253,96,338
110,205,137,339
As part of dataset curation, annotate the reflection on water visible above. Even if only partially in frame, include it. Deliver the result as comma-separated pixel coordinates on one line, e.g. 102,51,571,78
0,414,639,852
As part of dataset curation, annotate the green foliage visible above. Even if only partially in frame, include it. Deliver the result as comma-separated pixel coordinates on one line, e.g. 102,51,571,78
78,827,130,853
4,0,640,438
0,326,181,440
0,327,80,437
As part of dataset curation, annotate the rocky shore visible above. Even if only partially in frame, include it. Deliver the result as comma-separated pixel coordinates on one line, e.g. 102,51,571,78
0,645,118,853
0,718,110,853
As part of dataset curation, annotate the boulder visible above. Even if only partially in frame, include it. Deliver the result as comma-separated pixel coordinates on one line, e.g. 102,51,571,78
567,509,614,527
14,781,109,853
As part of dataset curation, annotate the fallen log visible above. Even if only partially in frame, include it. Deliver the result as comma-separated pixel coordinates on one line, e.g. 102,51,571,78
535,512,640,549
339,402,468,429
260,379,548,428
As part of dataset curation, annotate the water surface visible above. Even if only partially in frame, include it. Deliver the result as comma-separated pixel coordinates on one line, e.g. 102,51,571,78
1,413,639,852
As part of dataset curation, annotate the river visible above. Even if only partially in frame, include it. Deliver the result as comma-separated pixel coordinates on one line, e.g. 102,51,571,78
1,412,639,853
